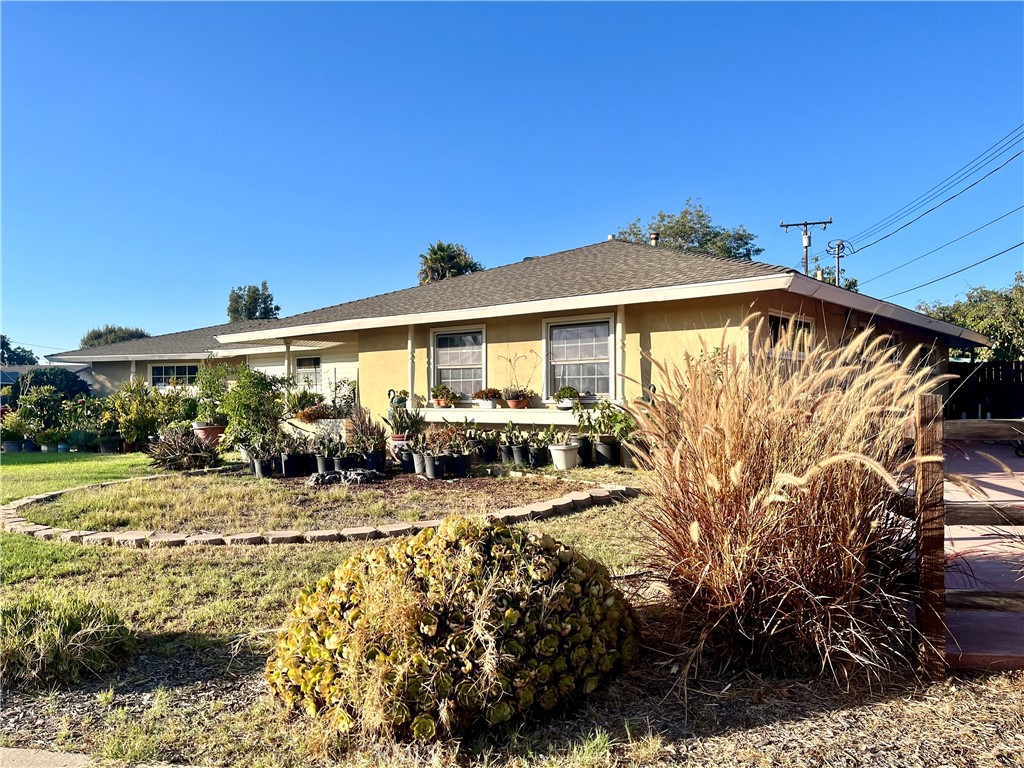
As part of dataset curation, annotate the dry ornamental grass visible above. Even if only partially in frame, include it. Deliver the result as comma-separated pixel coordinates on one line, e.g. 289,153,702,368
627,315,951,683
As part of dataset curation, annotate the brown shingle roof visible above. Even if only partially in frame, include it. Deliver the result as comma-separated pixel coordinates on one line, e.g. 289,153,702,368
47,321,270,360
224,240,792,335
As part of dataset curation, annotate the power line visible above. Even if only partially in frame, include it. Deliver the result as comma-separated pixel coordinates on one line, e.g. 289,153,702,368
881,241,1023,300
846,125,1024,247
859,204,1024,286
810,123,1024,259
6,340,68,351
849,149,1023,255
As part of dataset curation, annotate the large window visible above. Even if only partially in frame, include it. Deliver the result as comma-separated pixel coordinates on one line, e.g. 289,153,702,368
434,330,483,397
295,356,322,388
151,365,199,387
548,320,611,397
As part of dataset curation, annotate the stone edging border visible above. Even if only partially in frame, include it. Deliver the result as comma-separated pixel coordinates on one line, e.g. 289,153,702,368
0,466,641,550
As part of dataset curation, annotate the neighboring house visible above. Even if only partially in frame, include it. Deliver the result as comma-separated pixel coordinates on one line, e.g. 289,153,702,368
49,240,988,424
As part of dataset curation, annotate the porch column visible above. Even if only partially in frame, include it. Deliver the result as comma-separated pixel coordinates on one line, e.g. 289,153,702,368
130,359,137,383
616,305,626,401
283,339,291,386
407,325,415,411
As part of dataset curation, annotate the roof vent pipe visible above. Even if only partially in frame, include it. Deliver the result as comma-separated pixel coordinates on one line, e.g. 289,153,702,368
607,234,615,240
649,232,660,247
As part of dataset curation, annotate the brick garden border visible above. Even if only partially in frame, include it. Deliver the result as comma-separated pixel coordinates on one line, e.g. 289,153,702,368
0,466,641,550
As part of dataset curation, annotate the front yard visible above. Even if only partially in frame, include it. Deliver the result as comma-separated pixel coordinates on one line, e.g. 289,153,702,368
1,454,1022,767
0,451,154,503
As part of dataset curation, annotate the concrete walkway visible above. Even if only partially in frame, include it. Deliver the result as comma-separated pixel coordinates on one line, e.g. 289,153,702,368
943,441,1024,670
0,748,90,768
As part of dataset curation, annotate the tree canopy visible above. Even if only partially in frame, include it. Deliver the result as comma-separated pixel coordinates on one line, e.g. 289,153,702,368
227,281,281,322
917,272,1024,361
80,325,151,348
417,242,483,285
6,365,91,408
616,199,764,261
0,335,38,365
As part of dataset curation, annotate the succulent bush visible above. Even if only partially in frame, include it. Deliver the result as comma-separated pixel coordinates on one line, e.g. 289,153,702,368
266,517,638,741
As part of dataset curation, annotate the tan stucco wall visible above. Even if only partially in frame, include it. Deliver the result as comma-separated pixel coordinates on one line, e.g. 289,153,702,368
351,294,953,422
89,362,133,395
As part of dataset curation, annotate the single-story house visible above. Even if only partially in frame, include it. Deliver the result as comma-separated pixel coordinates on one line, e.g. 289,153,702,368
48,239,988,426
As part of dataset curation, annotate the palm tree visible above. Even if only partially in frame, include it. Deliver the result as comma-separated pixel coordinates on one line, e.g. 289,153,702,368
417,241,483,285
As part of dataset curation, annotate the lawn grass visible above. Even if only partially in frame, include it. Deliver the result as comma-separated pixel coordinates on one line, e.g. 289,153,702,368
3,468,1022,767
25,472,589,534
0,452,155,503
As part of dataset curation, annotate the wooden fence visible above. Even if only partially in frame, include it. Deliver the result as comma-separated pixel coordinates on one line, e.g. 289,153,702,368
945,361,1024,420
914,393,1024,679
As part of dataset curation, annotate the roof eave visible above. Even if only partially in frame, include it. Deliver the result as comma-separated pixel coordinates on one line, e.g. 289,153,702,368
788,275,991,347
46,352,211,363
214,274,798,343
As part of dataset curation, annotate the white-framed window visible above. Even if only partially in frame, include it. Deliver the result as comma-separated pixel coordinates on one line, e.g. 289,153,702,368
544,316,613,398
295,356,322,388
767,311,814,357
151,364,199,387
431,328,484,398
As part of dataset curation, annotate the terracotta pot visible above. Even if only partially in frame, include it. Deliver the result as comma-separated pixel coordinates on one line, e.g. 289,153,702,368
192,424,226,447
506,399,529,409
433,399,451,408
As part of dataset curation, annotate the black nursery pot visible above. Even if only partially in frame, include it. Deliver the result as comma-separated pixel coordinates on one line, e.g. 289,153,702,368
399,450,415,474
363,450,386,472
511,444,528,467
447,453,470,478
332,456,347,472
412,452,426,474
577,435,594,468
280,453,301,478
423,454,445,480
499,444,513,464
529,445,549,468
595,438,621,466
253,459,273,479
315,454,332,474
481,443,499,463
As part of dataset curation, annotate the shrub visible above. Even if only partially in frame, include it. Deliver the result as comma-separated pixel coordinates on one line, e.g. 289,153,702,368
627,315,950,682
283,388,324,417
295,403,331,424
266,517,639,742
1,593,135,689
149,424,222,471
1,410,26,441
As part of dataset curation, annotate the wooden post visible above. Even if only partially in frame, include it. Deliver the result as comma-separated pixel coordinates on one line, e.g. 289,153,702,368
915,393,946,680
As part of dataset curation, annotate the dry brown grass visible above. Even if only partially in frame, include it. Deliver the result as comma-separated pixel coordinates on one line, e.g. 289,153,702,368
627,315,951,683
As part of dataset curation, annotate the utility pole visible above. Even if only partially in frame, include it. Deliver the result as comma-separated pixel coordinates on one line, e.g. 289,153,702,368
826,239,847,287
780,217,832,275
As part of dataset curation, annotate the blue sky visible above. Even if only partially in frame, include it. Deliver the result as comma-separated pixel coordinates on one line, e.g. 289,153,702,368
3,1,1022,360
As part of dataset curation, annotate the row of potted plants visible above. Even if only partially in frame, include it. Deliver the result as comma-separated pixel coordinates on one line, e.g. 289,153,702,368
427,385,586,410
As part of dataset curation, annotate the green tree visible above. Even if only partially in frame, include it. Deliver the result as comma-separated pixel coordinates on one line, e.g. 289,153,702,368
417,242,483,285
80,325,151,348
227,281,281,322
616,198,764,261
812,262,860,292
7,366,91,408
917,272,1024,361
0,335,38,365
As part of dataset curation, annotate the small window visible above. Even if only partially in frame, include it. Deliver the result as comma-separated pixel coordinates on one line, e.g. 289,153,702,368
434,331,483,397
549,320,611,396
295,357,321,388
768,312,813,356
152,365,198,386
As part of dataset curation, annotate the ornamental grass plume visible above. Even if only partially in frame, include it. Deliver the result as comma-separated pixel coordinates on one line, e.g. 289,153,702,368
627,314,951,683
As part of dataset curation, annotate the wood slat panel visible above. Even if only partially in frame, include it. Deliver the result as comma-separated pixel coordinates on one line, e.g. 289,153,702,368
943,419,1024,440
946,502,1024,526
916,393,946,679
946,590,1024,612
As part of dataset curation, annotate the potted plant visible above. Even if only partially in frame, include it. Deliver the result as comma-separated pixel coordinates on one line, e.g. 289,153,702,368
407,432,427,475
445,428,471,479
384,407,425,453
501,385,535,409
98,410,122,454
528,428,553,468
553,386,580,411
350,406,388,471
430,384,457,408
590,400,637,467
55,428,72,453
548,430,580,471
572,401,596,468
248,436,278,479
36,429,59,453
279,432,308,478
476,429,499,463
473,387,502,409
1,411,25,452
192,362,233,446
312,431,337,474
